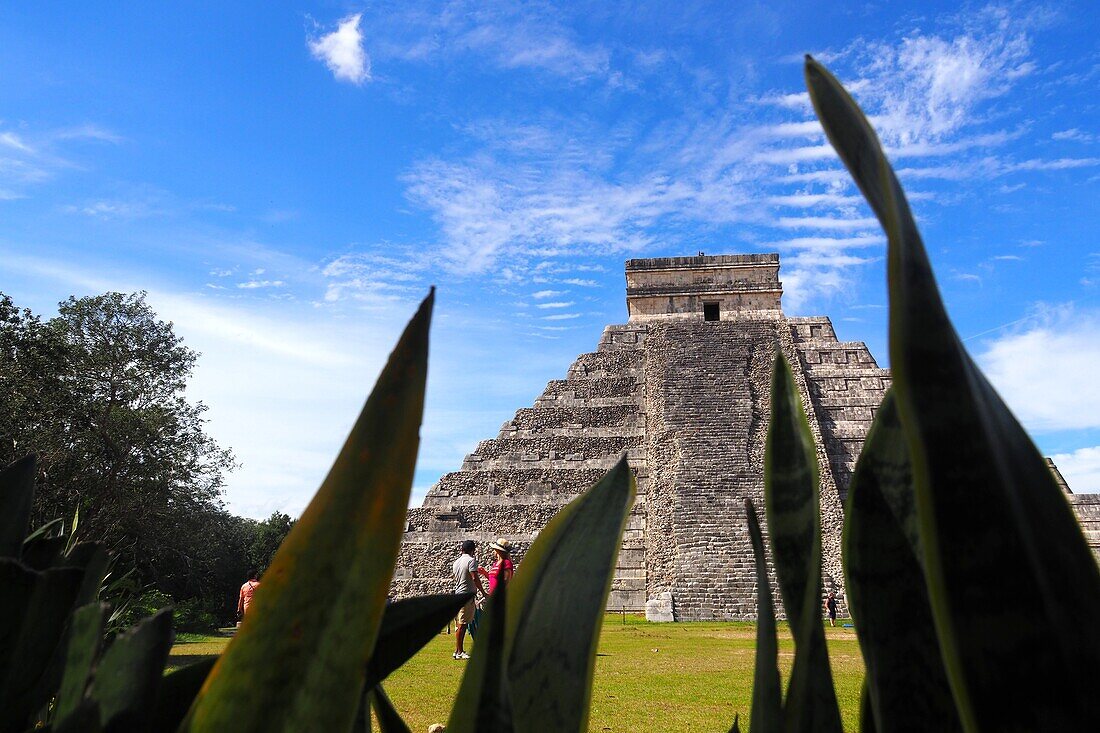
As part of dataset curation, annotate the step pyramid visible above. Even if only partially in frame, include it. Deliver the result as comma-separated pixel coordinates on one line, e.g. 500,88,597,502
392,253,1094,620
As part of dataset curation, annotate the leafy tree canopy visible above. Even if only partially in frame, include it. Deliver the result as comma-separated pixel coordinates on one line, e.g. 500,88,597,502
0,291,290,623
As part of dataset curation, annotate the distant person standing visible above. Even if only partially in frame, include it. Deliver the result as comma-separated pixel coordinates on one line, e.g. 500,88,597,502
452,540,486,660
479,538,514,594
825,590,838,627
238,569,260,623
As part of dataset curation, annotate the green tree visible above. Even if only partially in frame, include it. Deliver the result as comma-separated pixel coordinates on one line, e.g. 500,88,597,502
0,291,238,617
247,511,296,573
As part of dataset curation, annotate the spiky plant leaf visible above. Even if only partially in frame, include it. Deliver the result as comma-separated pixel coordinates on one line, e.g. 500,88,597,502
806,55,1100,730
148,657,217,732
0,559,83,729
53,602,108,724
764,354,841,733
843,391,961,732
0,455,36,559
181,290,433,731
448,576,513,733
365,592,473,689
745,499,781,733
88,606,174,731
504,458,634,733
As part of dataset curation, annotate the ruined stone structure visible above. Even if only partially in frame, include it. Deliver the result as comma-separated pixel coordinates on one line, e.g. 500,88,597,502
392,253,1098,620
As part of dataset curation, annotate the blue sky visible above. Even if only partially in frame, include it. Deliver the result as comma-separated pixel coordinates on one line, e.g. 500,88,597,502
2,1,1098,516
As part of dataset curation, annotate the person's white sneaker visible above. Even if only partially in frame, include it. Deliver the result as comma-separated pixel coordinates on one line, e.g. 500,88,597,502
454,652,470,660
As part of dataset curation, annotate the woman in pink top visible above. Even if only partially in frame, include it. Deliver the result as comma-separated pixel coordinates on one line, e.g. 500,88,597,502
479,538,514,594
238,568,260,619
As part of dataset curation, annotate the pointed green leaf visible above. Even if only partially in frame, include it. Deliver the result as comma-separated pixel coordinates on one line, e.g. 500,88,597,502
89,606,174,731
745,499,781,733
0,455,36,559
730,713,742,733
843,392,961,732
504,457,634,733
807,55,1100,730
448,577,513,733
764,354,842,733
0,559,84,730
365,592,473,689
149,657,217,732
54,602,108,724
370,685,412,733
182,291,433,732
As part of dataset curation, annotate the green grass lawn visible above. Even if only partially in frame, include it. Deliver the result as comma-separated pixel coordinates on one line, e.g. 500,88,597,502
169,618,864,731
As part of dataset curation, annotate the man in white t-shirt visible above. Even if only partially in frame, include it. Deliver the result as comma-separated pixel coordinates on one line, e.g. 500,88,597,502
452,540,487,659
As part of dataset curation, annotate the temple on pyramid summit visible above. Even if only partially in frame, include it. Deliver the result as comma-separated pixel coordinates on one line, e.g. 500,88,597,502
391,252,1100,621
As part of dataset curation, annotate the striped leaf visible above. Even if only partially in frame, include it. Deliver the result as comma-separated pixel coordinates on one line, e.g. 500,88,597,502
843,391,960,732
745,498,781,733
764,354,841,733
447,579,513,733
806,55,1100,730
505,457,635,733
182,290,433,731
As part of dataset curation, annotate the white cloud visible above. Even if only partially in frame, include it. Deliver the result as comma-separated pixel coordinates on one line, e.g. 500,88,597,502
532,289,565,299
237,279,285,289
0,132,34,153
309,14,371,84
775,216,879,231
543,313,581,320
1051,446,1100,493
1009,157,1100,171
1051,128,1095,143
978,305,1100,432
535,301,574,309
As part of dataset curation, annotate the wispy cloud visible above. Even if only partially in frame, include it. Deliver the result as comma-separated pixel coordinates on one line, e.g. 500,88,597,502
535,301,574,309
309,14,371,84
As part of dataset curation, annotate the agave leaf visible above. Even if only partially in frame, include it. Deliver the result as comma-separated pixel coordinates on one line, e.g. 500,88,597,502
364,592,473,689
370,685,412,733
729,713,742,733
764,354,842,733
21,534,66,570
745,499,781,733
843,392,961,732
448,577,513,733
806,56,1100,730
88,606,174,731
0,559,84,729
182,291,433,732
0,455,36,559
505,457,634,733
54,602,108,724
148,657,217,732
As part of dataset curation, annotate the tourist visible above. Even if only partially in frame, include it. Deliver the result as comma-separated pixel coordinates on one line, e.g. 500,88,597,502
452,540,486,660
825,590,838,627
479,537,515,594
237,569,260,622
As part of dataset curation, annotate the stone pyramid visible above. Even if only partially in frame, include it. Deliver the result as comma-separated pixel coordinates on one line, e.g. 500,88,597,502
392,252,1098,620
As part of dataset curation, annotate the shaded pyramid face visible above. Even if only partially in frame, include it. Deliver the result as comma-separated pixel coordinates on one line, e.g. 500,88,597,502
391,253,1097,620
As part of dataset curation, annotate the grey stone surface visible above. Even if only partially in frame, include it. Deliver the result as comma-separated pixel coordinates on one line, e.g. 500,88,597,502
391,252,1094,619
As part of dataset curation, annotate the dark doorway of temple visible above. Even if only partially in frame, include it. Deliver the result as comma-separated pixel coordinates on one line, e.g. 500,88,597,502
703,302,720,321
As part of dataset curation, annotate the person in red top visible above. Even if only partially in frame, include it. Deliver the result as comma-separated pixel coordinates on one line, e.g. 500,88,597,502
479,538,514,594
238,568,260,621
